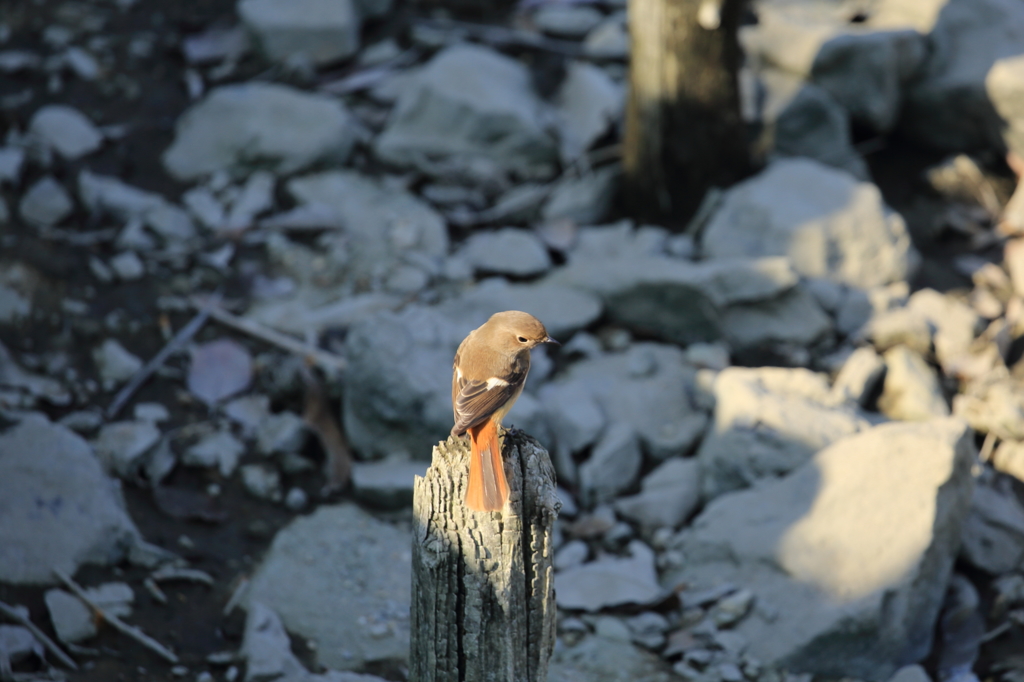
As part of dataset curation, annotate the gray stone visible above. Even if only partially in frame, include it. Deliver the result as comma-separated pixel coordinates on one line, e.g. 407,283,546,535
246,504,411,670
539,380,606,482
224,171,275,231
887,665,932,682
224,394,272,436
183,429,245,476
762,74,868,178
375,43,559,178
255,411,307,456
614,457,702,532
29,105,102,160
701,158,916,288
541,165,620,225
878,345,949,421
698,367,872,500
583,15,629,60
718,285,832,352
460,228,551,277
992,439,1024,483
240,463,282,502
78,171,197,242
133,403,170,423
45,589,95,643
351,460,428,508
242,601,309,682
108,251,145,280
238,0,360,66
554,61,623,162
182,186,225,230
959,473,1024,574
578,422,642,506
829,346,886,406
954,378,1024,441
92,420,161,477
666,419,976,680
0,147,25,186
906,289,980,374
555,540,665,611
989,54,1024,161
0,413,139,584
163,83,355,181
19,176,73,227
534,5,603,39
92,338,142,387
904,0,1024,154
286,171,448,281
549,635,678,682
553,540,589,571
0,625,44,668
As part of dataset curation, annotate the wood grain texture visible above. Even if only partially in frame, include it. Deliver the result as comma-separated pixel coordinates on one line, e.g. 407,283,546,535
410,430,560,682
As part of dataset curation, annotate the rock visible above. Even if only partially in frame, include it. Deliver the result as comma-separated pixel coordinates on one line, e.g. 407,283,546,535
992,439,1024,482
375,43,559,178
701,158,916,288
829,346,886,406
989,54,1024,161
578,422,642,506
762,74,868,179
45,589,95,643
224,394,272,436
0,341,70,407
533,5,603,39
436,278,602,341
242,602,309,682
459,228,552,277
224,170,275,231
583,14,629,60
108,251,145,280
541,165,620,225
238,0,360,66
240,463,282,502
286,171,448,281
959,472,1024,574
0,625,44,669
549,635,679,682
539,381,606,482
134,403,169,423
666,419,976,680
183,429,245,476
904,0,1024,154
0,147,25,186
554,61,623,163
92,338,142,387
719,285,833,354
29,105,102,160
351,460,428,509
78,171,197,242
905,289,980,373
246,504,411,670
877,345,950,421
954,378,1024,440
163,83,356,181
554,540,589,571
555,540,665,611
0,414,139,584
255,411,307,456
698,367,872,500
549,252,800,346
614,457,701,532
92,420,161,477
887,666,933,682
19,176,73,227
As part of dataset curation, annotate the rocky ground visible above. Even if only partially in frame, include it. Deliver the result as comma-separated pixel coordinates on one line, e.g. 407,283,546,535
4,0,1024,681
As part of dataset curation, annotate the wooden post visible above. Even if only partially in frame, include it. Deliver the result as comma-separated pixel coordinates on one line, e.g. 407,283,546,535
410,430,560,682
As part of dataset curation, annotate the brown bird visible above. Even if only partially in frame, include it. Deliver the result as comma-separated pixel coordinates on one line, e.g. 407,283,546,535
451,311,558,511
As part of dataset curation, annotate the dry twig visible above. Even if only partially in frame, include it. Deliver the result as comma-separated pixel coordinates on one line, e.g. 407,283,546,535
301,365,352,492
53,569,179,664
0,600,78,671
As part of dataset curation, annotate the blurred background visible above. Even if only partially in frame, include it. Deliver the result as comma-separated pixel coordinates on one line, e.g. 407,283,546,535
2,0,1024,680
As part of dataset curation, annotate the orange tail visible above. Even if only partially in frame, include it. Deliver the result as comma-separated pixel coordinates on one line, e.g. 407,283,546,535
465,419,509,511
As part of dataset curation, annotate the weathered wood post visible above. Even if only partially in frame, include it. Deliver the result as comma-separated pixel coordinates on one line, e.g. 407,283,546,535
410,430,560,682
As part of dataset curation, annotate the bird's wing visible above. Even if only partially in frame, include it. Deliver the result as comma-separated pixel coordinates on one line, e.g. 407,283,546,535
451,366,527,436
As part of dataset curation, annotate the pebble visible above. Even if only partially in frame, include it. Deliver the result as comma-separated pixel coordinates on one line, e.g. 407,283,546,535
29,104,103,159
109,251,145,280
284,487,308,510
241,463,282,502
134,402,170,423
19,176,74,226
92,338,143,387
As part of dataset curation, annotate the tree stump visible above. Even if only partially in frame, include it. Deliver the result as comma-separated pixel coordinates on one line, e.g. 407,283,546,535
410,430,560,682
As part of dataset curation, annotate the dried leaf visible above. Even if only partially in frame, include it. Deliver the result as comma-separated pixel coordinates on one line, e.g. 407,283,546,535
187,338,252,405
301,366,351,491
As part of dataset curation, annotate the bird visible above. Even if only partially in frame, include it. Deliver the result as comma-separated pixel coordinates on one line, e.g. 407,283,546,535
451,311,558,511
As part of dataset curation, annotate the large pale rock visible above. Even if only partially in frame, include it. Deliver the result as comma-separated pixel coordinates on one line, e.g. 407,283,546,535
698,367,873,500
577,422,642,506
554,61,623,163
614,457,701,531
286,171,448,281
555,540,664,611
666,419,976,680
953,378,1024,440
549,635,679,682
701,158,916,288
246,504,411,670
163,83,355,180
374,43,558,178
0,414,139,584
238,0,360,66
718,285,833,353
904,0,1024,154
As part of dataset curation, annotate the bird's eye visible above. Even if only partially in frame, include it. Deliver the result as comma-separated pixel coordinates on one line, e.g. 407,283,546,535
518,336,528,343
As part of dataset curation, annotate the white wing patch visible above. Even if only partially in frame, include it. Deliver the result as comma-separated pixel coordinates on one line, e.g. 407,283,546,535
485,377,510,389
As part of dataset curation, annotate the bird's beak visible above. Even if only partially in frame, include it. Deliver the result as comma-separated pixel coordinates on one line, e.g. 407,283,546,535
545,336,560,346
